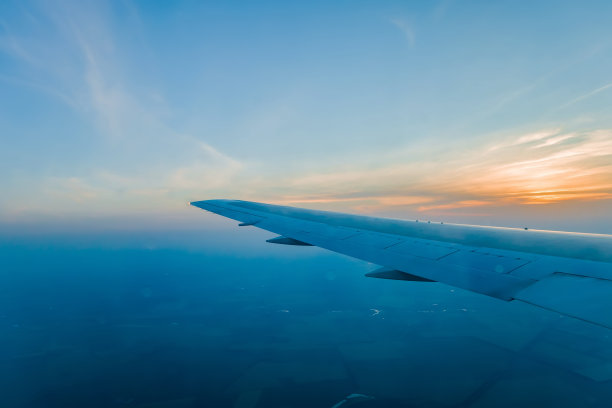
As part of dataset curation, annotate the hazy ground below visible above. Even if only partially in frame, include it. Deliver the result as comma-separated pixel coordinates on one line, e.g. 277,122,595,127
1,228,612,408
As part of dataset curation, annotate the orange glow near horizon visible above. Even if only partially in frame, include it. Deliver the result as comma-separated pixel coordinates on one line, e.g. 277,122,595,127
266,129,612,215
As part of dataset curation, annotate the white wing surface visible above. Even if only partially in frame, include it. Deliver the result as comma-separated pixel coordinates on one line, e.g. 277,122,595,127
191,199,612,329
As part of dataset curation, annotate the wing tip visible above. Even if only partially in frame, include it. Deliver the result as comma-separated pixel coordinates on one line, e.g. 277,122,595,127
190,199,227,207
190,200,206,209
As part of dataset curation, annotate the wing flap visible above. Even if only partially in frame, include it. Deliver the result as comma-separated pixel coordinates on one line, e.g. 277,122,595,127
438,250,531,275
342,232,404,249
515,273,612,329
510,257,612,281
386,238,459,260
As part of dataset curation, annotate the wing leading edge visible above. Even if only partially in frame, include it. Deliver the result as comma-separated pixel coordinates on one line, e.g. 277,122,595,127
191,199,612,329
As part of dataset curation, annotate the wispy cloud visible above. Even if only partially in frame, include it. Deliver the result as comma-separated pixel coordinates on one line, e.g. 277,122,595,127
558,82,612,110
0,1,245,220
417,200,491,212
487,128,562,151
390,18,416,47
256,128,612,215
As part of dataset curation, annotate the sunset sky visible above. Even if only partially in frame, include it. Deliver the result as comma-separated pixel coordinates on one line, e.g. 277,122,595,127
1,0,611,231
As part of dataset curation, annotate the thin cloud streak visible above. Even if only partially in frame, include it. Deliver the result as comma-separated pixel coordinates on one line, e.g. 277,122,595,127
558,82,612,110
390,18,416,47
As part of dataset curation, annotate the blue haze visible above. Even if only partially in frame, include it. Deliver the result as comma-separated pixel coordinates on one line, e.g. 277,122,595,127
2,223,612,407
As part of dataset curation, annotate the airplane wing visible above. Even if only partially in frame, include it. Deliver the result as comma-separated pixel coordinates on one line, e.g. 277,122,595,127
191,199,612,329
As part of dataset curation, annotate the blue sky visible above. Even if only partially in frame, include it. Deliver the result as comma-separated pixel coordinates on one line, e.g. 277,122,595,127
1,0,611,231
